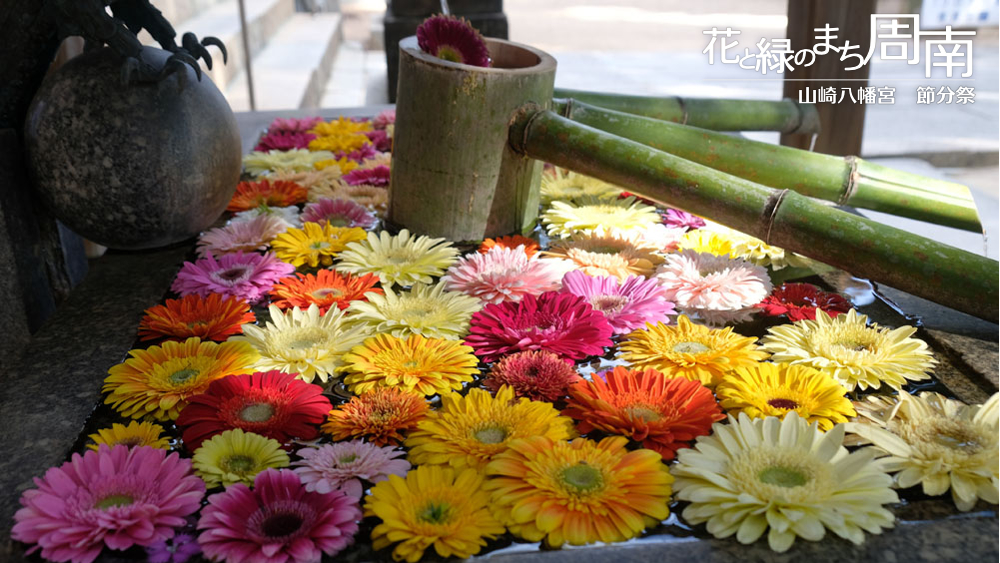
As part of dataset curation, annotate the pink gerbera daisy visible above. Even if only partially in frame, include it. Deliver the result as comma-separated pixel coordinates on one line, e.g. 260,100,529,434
373,109,395,130
482,350,583,402
12,445,205,563
197,469,360,563
291,441,410,498
254,131,316,153
342,165,390,187
171,251,295,305
196,215,288,258
560,270,676,335
465,291,614,363
661,207,706,231
655,250,771,326
335,143,379,163
364,129,391,152
268,117,323,133
301,198,377,229
417,15,492,67
145,533,201,563
443,246,570,304
758,282,852,321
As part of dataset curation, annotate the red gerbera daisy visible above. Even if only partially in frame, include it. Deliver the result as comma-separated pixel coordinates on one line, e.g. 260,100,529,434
176,371,332,450
757,282,852,322
342,165,390,187
227,179,309,212
465,291,614,363
563,366,723,460
482,350,582,402
478,235,540,257
417,14,492,67
269,270,383,314
138,293,255,342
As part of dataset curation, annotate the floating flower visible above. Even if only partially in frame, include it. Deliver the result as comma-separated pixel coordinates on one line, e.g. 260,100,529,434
271,223,367,269
196,214,288,258
485,435,672,547
758,283,852,322
227,179,308,212
363,129,391,151
540,168,621,205
672,413,897,552
678,228,733,256
478,234,540,257
760,309,935,391
373,109,395,129
343,164,390,187
176,370,332,450
138,293,255,342
336,229,458,287
365,465,503,563
198,469,360,563
716,362,855,431
254,130,316,152
704,222,799,270
103,338,259,421
301,197,377,229
482,350,582,402
310,116,373,138
242,149,333,176
145,533,201,563
847,392,998,511
443,246,570,304
416,14,492,67
269,270,382,314
661,207,705,230
543,228,664,279
292,441,410,498
171,251,295,305
407,386,574,471
193,428,290,488
564,366,721,459
323,387,429,446
341,333,478,396
87,421,170,451
542,196,661,238
314,156,359,176
655,250,771,326
233,304,370,383
230,204,302,229
12,445,205,563
309,132,372,155
323,183,389,215
337,142,379,164
619,315,769,387
273,166,344,194
465,291,614,363
346,281,481,339
560,271,675,335
268,116,323,133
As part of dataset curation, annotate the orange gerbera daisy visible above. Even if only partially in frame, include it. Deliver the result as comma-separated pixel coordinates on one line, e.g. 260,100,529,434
322,387,429,446
138,293,255,341
478,235,540,257
269,270,382,314
226,179,309,212
563,366,723,460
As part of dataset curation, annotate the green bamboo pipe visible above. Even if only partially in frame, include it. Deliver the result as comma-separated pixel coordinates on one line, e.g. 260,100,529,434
553,99,983,233
552,88,821,134
508,108,998,322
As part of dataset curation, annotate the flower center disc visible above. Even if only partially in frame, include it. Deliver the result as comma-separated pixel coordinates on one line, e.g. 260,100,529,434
310,241,331,250
672,341,710,354
225,455,256,473
117,437,144,447
758,466,809,488
217,267,249,282
418,501,452,524
289,336,320,350
625,405,662,422
96,493,134,510
327,217,349,227
561,463,603,492
339,454,359,463
435,45,464,63
591,295,629,314
170,368,200,384
932,426,983,452
767,398,800,410
262,512,304,538
240,402,275,423
311,287,344,299
474,426,508,444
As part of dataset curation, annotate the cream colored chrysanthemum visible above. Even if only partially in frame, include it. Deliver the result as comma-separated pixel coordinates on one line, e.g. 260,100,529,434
543,229,664,279
242,149,335,176
271,166,345,197
345,281,481,340
846,392,998,511
760,309,935,391
336,229,459,287
672,413,898,552
232,304,370,383
542,196,661,239
359,152,392,170
540,168,622,205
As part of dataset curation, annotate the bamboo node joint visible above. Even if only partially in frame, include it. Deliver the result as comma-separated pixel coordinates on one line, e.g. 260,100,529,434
839,156,860,206
762,189,791,245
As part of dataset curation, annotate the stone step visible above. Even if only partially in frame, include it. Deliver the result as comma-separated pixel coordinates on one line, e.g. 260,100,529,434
225,12,343,111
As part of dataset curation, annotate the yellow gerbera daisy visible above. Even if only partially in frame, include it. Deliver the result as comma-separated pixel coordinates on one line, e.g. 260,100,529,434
685,222,803,270
308,134,371,154
270,222,367,268
232,304,370,383
540,168,622,205
405,385,575,471
485,435,672,547
341,334,478,396
672,413,898,552
345,281,481,340
242,149,334,176
364,465,505,563
541,196,661,239
716,362,856,430
86,421,170,451
103,337,259,421
335,229,458,287
543,229,663,279
192,428,290,488
760,309,936,391
314,157,359,175
678,228,734,257
619,315,769,387
310,116,373,137
846,392,998,511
